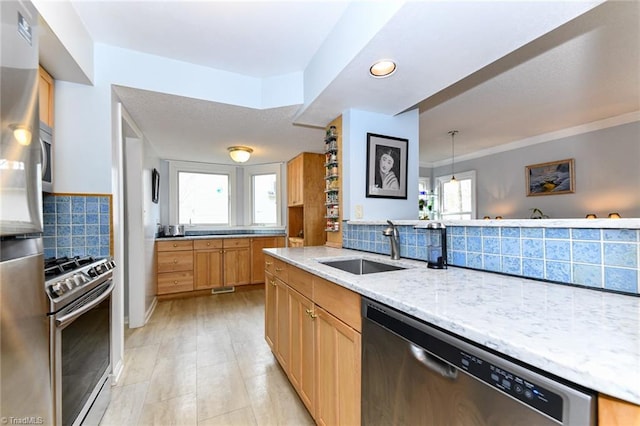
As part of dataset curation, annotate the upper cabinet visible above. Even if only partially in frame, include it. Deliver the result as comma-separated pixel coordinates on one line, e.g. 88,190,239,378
38,66,54,127
287,152,325,247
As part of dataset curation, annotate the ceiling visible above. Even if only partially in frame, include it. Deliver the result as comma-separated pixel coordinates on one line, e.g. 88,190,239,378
70,1,639,167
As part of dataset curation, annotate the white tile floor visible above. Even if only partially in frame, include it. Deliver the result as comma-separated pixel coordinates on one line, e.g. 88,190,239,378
100,288,314,426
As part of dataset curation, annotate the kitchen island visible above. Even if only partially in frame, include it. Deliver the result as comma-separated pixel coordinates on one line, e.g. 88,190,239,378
264,245,640,408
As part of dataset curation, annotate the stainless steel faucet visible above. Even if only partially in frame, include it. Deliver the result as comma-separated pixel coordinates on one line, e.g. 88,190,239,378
382,220,400,260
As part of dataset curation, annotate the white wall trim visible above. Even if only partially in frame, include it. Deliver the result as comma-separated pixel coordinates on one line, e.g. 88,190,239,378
423,111,640,168
144,297,158,325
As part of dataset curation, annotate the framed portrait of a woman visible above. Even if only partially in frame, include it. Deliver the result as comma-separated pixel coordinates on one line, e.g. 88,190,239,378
366,133,408,199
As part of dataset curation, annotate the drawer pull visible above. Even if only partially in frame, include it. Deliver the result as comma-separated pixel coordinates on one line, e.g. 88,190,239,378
173,243,178,247
265,261,273,266
270,280,277,287
206,242,210,246
305,309,317,320
275,267,283,272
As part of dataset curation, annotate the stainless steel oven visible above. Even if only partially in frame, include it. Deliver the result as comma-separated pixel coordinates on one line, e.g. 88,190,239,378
46,256,115,426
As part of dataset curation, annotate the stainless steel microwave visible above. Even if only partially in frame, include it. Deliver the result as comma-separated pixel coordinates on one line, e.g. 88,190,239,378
40,121,53,193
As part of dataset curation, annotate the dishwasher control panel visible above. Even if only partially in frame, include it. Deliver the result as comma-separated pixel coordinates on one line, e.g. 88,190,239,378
458,351,563,422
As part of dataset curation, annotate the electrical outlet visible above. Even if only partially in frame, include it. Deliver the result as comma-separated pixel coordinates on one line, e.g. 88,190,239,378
355,205,363,219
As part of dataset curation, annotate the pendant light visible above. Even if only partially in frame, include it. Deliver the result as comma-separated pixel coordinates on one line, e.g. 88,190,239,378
448,130,458,182
228,146,253,163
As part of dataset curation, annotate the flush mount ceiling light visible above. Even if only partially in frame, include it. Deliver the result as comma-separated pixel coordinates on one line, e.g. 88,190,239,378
9,124,32,146
228,146,253,163
369,60,397,78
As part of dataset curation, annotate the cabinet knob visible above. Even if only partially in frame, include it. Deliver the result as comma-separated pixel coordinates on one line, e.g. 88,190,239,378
173,259,178,263
173,280,178,284
265,261,273,266
305,309,317,320
270,280,277,287
173,243,178,247
275,267,283,272
206,242,210,246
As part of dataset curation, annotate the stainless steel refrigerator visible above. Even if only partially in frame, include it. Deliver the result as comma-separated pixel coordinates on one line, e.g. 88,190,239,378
1,1,54,423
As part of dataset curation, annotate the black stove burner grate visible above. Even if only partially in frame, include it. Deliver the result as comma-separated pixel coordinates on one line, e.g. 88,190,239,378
44,256,97,279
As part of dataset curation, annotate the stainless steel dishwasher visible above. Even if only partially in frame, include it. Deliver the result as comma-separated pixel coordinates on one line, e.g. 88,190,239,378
361,298,595,425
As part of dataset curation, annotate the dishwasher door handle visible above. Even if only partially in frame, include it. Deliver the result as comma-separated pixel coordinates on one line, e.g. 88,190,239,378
409,343,458,380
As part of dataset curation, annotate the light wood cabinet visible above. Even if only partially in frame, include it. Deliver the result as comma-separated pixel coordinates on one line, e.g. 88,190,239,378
223,238,251,286
250,236,285,284
264,271,278,351
287,154,304,206
287,153,326,246
156,240,194,294
599,394,640,425
157,236,282,296
38,66,54,127
194,239,223,289
264,254,361,424
315,305,361,426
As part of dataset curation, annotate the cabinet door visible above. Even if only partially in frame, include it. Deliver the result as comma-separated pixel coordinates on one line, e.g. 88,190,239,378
599,395,640,425
289,288,315,417
194,250,223,289
275,278,290,371
38,66,54,127
264,271,277,351
251,237,279,284
315,306,361,426
223,247,251,286
287,155,303,206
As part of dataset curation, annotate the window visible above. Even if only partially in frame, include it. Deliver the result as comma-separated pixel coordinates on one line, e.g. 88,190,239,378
169,161,237,227
178,172,229,225
436,170,476,220
252,173,277,224
244,163,282,226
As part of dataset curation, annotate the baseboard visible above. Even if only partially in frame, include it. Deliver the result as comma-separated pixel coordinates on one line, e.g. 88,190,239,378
144,297,158,325
112,359,124,385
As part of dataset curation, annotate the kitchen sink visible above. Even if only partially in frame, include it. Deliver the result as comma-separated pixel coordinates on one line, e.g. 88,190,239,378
319,258,407,275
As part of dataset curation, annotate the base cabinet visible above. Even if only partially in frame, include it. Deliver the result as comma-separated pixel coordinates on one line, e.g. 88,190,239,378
264,255,361,425
599,394,640,426
315,306,361,426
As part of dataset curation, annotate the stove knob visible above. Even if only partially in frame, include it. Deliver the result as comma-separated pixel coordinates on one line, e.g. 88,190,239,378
72,274,84,286
64,278,74,291
88,268,98,278
52,283,64,296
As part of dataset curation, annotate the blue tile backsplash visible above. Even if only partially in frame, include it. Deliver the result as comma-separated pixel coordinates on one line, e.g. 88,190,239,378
43,194,112,259
342,222,640,295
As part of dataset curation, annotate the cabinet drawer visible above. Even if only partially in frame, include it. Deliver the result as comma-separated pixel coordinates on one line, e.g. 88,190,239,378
157,240,193,251
223,238,250,248
157,271,194,294
265,255,288,281
313,276,361,332
194,239,223,250
288,266,313,299
157,251,193,273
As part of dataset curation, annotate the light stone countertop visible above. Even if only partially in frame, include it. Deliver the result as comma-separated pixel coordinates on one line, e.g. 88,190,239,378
264,246,640,405
348,218,640,229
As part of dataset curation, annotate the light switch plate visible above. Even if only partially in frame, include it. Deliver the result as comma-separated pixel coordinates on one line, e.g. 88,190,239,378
355,205,363,219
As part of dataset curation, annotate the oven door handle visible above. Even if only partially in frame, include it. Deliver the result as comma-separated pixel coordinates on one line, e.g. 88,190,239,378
55,280,115,328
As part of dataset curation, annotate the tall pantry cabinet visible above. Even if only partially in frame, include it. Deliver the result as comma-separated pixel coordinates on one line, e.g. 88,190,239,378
287,152,326,247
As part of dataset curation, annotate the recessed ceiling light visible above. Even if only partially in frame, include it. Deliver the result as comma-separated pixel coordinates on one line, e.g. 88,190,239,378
369,60,396,78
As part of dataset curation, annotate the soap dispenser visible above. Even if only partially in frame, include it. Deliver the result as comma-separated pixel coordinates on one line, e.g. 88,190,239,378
426,222,447,269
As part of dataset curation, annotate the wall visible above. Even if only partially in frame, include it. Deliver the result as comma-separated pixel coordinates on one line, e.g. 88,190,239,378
342,108,420,221
342,221,640,295
431,121,640,219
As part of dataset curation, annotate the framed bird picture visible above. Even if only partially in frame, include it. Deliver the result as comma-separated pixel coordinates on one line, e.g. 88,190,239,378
526,159,575,196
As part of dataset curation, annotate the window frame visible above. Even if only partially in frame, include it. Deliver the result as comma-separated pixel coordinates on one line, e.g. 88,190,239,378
243,163,282,226
435,170,477,220
169,161,237,228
